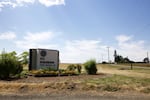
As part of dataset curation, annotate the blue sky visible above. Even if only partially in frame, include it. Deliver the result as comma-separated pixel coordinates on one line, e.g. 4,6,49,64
0,0,150,63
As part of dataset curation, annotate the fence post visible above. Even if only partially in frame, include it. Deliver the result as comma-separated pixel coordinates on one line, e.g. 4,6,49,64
131,63,133,70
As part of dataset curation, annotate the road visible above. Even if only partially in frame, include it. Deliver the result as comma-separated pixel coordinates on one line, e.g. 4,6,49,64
0,94,150,100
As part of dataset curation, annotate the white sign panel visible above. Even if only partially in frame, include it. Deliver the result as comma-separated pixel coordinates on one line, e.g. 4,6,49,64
36,49,59,70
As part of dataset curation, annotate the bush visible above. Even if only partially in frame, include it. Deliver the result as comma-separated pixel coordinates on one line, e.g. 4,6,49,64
67,64,76,71
76,64,82,74
84,59,97,75
0,52,23,79
102,61,107,64
67,64,82,74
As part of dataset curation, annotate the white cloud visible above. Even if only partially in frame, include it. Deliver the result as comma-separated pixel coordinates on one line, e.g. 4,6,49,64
63,35,147,63
116,35,132,43
0,32,16,40
116,34,148,61
0,0,34,9
16,0,35,4
15,0,35,7
15,34,110,63
2,31,149,63
0,1,16,8
39,0,65,7
15,41,58,50
24,31,54,42
60,40,109,63
15,31,58,50
0,0,65,11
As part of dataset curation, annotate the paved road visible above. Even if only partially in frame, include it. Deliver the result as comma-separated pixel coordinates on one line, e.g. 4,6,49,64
0,95,150,100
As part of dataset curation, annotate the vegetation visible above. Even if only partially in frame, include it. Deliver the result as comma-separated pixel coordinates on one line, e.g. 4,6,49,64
29,64,80,77
30,69,77,77
84,59,97,75
85,74,149,86
19,51,29,65
76,64,82,74
0,62,150,94
30,70,59,77
67,64,82,74
0,51,23,79
67,64,76,71
143,57,150,63
84,74,150,93
114,50,133,63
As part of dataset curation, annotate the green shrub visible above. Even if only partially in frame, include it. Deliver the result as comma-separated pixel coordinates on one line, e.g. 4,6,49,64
67,64,76,71
0,52,23,79
84,59,97,75
42,67,58,71
76,64,82,74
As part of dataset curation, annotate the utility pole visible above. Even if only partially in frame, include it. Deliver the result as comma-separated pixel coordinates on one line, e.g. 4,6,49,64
101,54,103,63
147,52,149,63
107,47,110,63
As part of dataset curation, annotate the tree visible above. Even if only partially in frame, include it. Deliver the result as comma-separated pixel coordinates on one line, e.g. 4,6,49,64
115,55,124,63
123,57,130,63
1,51,17,59
143,57,149,63
113,50,131,63
19,51,29,65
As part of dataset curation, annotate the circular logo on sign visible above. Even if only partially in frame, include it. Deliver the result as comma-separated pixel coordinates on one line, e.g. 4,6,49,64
40,50,47,57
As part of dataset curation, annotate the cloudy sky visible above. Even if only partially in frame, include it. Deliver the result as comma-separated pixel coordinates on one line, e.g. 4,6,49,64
0,0,150,63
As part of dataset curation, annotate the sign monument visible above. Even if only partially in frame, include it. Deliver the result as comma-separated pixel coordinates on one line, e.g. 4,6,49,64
29,49,59,70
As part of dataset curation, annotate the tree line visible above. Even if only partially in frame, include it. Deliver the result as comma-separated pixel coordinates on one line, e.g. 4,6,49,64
114,50,149,63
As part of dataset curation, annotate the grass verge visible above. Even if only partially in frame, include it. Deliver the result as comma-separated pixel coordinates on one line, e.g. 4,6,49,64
0,74,149,94
83,74,150,93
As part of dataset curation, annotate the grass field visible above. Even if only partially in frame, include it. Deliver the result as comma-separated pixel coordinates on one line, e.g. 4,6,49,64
117,63,150,67
23,63,150,79
59,63,150,77
58,63,150,93
96,64,150,78
84,74,150,93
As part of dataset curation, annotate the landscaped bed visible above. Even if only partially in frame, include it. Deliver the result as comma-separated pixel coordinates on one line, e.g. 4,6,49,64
29,70,79,77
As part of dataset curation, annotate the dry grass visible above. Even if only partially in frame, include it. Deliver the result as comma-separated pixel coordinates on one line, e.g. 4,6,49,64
118,63,150,67
98,64,150,78
0,63,149,95
0,74,149,95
